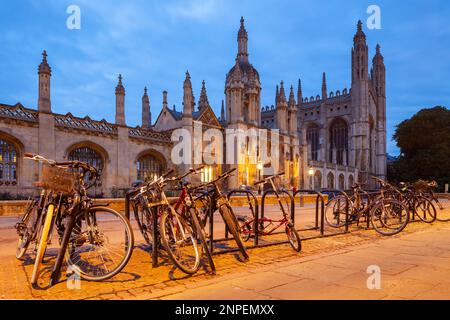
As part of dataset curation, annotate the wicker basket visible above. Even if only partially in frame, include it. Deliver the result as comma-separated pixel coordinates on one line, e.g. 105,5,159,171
413,180,428,192
39,164,76,194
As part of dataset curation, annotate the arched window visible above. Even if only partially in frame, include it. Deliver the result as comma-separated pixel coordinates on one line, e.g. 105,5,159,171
314,170,322,190
327,172,335,189
68,146,104,182
348,175,354,189
137,154,164,182
307,123,320,161
0,139,18,185
329,119,349,165
339,174,345,190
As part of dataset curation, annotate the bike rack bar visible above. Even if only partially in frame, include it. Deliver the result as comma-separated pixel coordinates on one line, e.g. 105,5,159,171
292,190,326,235
125,190,159,268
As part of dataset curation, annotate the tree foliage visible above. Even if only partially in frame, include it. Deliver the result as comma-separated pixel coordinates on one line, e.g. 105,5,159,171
388,106,450,191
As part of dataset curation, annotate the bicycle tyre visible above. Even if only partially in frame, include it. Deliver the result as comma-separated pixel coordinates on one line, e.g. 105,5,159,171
160,208,200,274
189,208,216,274
414,196,437,223
325,195,351,228
16,200,39,260
66,207,134,281
370,199,409,236
285,223,302,252
219,203,249,260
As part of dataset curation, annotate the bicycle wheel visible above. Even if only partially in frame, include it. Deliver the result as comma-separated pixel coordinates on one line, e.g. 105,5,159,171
31,204,55,285
414,196,437,223
189,208,216,274
285,223,302,252
219,203,249,260
66,207,134,281
160,207,200,274
135,203,154,245
237,216,252,242
16,199,40,259
325,196,351,228
370,199,409,236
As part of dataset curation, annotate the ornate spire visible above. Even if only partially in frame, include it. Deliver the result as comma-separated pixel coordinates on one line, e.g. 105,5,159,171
38,50,52,75
322,72,327,100
198,80,210,111
221,100,225,120
277,81,287,106
115,74,125,95
275,85,279,106
115,74,125,125
373,44,384,63
183,70,192,88
237,16,249,62
297,79,303,105
353,20,366,44
288,85,296,107
183,71,194,117
142,86,151,129
238,16,248,40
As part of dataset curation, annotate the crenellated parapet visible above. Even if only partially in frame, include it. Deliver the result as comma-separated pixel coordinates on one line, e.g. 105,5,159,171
54,112,117,135
0,103,39,123
129,127,172,144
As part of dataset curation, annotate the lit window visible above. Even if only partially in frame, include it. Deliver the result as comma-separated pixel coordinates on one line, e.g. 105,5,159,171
0,140,17,185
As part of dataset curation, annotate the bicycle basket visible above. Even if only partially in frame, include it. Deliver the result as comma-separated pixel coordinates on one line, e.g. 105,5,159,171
39,163,76,193
413,180,428,192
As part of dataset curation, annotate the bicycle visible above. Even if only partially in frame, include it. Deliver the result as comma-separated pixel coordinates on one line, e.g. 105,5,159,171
415,180,449,222
324,182,372,228
191,168,249,260
325,177,410,236
23,153,134,286
398,182,437,223
128,169,201,274
171,167,216,273
237,172,302,252
15,189,48,260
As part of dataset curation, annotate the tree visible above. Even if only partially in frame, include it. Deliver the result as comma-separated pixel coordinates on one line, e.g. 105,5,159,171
388,106,450,191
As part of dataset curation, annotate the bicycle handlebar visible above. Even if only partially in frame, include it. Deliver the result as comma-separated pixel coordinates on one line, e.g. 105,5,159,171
24,153,99,184
253,171,285,186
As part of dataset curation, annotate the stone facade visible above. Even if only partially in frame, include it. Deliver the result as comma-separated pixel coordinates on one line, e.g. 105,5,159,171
0,18,386,196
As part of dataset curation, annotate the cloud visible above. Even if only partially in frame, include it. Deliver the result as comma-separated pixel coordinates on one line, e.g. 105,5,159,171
166,0,222,21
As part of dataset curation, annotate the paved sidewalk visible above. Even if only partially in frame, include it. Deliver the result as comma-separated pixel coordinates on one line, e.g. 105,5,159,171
1,209,449,300
155,223,450,300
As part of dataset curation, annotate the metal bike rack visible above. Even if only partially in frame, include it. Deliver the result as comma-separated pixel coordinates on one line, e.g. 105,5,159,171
226,189,260,247
292,190,326,235
124,191,159,268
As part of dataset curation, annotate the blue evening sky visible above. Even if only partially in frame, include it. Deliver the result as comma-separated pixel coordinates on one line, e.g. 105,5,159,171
1,0,449,155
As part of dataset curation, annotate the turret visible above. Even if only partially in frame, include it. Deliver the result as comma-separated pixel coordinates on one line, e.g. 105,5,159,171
237,16,248,64
115,74,126,126
38,50,52,113
276,81,288,134
322,72,327,101
183,71,193,118
352,20,369,83
297,79,302,108
142,87,151,129
288,85,298,135
221,100,225,121
371,44,386,98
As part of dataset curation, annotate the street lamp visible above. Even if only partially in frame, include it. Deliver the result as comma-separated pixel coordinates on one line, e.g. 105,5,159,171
257,161,263,195
308,168,314,190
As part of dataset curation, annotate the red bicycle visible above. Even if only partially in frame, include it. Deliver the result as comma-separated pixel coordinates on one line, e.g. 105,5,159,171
171,166,216,273
237,172,302,252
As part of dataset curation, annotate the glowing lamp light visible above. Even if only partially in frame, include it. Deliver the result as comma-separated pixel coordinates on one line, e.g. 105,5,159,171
308,168,314,176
